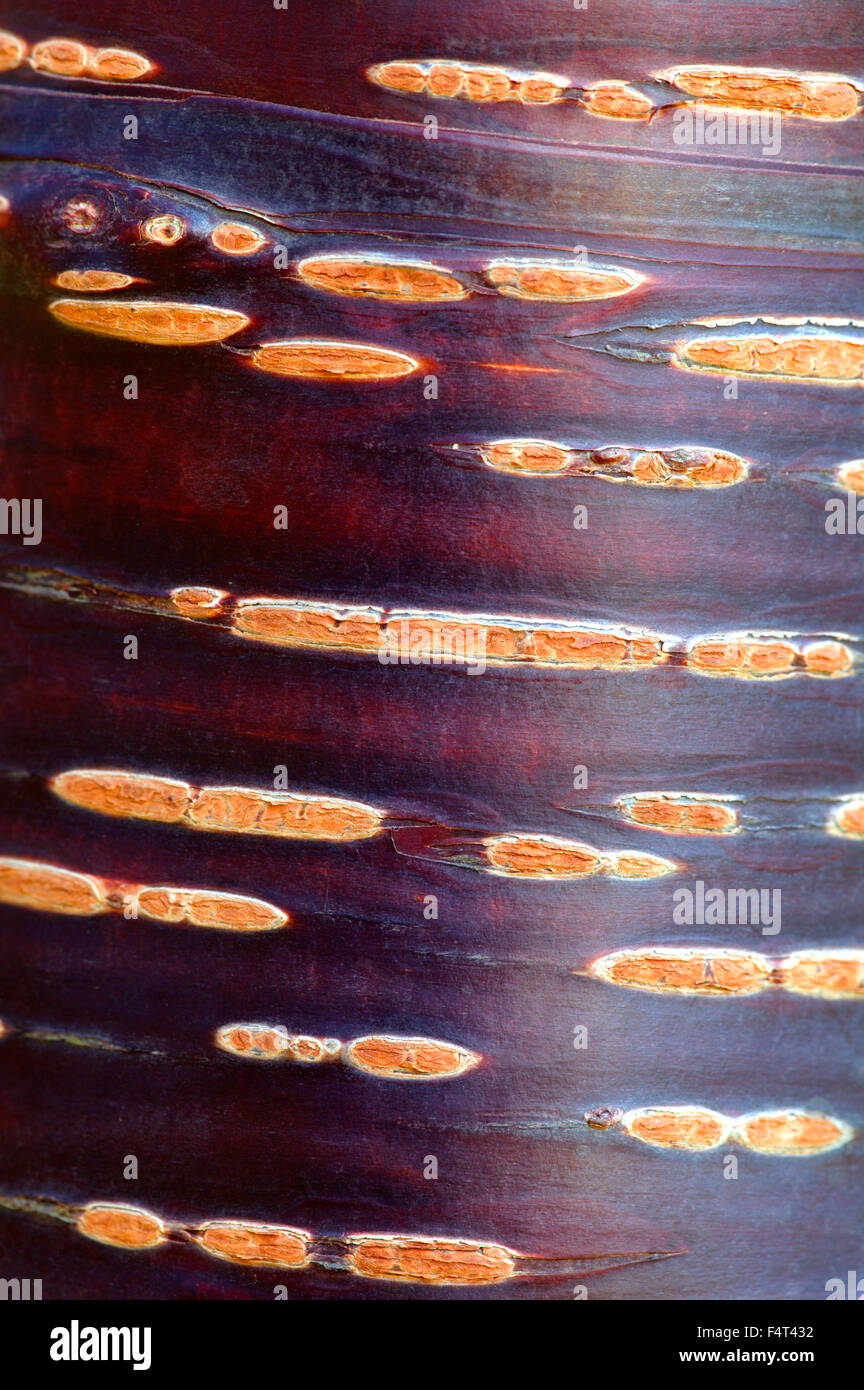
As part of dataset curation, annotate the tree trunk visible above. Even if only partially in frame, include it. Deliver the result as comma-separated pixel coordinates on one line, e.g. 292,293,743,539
0,0,861,1302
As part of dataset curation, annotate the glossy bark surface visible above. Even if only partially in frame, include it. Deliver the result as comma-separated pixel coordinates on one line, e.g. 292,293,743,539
0,1,861,1298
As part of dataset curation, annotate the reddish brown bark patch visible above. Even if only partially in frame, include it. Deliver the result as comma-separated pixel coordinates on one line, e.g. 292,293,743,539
485,834,604,878
88,48,152,81
169,586,228,618
624,1107,729,1150
583,81,654,118
593,948,771,995
298,256,467,302
681,335,864,383
196,1221,310,1268
210,222,267,255
51,769,193,823
368,59,567,104
837,461,864,494
481,440,572,474
49,299,249,346
77,1204,165,1249
53,270,136,292
782,951,864,999
802,641,853,676
661,65,860,119
187,786,383,840
215,1023,290,1060
0,856,106,916
347,1234,515,1284
485,260,640,301
736,1112,851,1155
621,795,738,834
136,887,288,931
830,798,864,837
344,1035,480,1079
688,636,797,677
613,851,677,878
0,30,26,70
250,340,418,381
31,38,88,76
233,600,383,651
